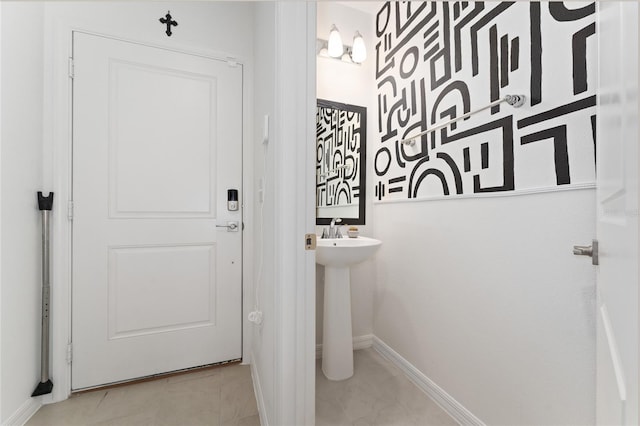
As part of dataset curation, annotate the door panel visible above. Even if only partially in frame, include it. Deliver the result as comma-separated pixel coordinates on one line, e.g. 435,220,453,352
107,244,216,339
596,2,639,424
72,32,242,390
109,60,216,218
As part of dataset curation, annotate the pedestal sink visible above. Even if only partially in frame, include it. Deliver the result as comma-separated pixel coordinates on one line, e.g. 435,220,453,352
316,236,382,380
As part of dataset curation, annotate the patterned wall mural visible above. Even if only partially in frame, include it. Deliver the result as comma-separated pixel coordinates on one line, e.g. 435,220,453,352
374,1,596,201
316,101,366,209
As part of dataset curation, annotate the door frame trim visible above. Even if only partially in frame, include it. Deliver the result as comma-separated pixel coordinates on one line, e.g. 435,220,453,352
271,4,316,424
46,24,255,402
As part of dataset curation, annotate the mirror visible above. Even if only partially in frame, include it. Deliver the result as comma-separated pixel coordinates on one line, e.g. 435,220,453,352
316,99,366,225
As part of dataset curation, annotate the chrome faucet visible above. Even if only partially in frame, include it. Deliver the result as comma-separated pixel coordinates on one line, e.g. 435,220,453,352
328,218,342,239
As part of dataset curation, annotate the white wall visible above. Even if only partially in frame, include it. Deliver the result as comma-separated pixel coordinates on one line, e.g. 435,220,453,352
0,2,45,423
251,3,277,423
370,2,597,424
374,190,595,424
315,2,376,348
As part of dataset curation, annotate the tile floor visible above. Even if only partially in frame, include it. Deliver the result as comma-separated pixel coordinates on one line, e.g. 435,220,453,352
26,349,456,426
26,363,259,426
316,349,457,426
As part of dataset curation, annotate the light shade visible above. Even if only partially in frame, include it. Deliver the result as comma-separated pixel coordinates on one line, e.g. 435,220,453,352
351,31,366,63
327,24,344,58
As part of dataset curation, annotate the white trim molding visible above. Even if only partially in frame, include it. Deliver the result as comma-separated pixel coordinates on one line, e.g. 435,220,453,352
0,3,3,421
3,398,41,426
372,336,486,426
373,182,596,205
272,2,316,425
250,352,269,426
315,334,374,359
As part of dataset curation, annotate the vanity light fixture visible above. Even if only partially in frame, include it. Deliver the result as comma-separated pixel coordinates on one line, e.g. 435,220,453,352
318,25,367,65
327,24,344,58
351,31,366,63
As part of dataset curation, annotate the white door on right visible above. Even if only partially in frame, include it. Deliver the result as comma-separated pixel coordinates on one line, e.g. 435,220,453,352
595,2,638,424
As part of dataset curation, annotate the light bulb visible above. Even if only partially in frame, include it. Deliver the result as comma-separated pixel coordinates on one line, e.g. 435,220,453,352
327,24,344,58
351,31,366,63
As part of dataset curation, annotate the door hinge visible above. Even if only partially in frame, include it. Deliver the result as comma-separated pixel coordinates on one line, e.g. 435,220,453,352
68,58,75,79
67,200,74,220
66,343,73,365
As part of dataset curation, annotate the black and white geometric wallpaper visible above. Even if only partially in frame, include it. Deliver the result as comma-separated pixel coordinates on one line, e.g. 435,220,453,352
316,101,365,208
374,1,596,201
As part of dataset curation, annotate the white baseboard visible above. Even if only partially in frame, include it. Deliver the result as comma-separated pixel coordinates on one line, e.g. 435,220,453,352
372,336,485,426
249,352,269,426
315,334,374,359
3,397,42,426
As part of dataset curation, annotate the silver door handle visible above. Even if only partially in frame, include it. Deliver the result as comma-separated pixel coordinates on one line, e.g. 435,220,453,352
573,239,599,265
216,221,239,232
573,245,593,256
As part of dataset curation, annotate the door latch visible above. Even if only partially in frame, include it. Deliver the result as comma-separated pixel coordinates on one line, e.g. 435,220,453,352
216,221,239,232
573,239,598,265
305,233,316,250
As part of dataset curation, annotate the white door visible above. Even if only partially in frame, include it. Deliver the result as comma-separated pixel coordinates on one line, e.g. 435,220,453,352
71,32,243,390
595,2,638,424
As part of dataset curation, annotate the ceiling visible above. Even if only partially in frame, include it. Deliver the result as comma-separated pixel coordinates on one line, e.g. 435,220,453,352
337,1,384,15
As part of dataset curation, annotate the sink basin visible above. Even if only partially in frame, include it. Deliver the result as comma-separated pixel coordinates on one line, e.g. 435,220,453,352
316,236,382,267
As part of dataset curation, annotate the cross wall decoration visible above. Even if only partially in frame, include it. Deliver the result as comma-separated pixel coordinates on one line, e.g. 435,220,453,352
159,11,178,37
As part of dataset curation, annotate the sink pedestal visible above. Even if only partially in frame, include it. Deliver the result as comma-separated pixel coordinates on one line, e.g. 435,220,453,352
322,266,354,380
316,236,381,381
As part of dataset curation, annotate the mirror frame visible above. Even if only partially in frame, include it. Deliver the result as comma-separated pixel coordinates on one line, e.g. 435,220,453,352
316,99,366,226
